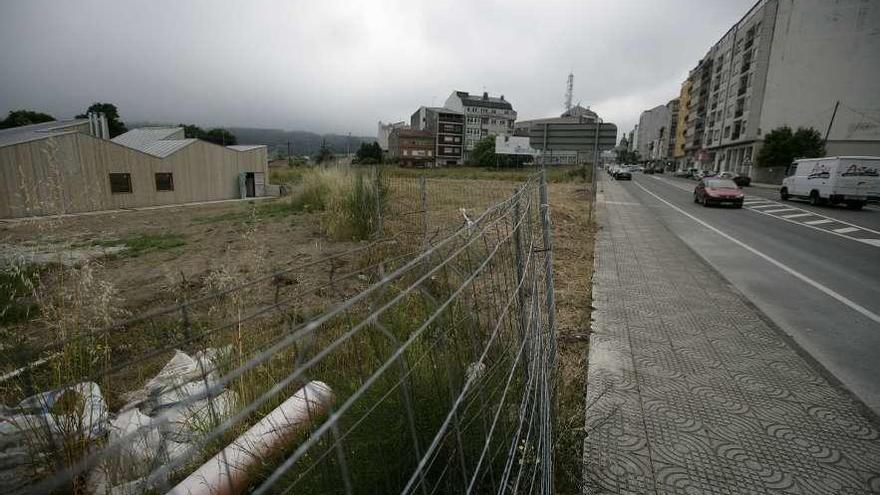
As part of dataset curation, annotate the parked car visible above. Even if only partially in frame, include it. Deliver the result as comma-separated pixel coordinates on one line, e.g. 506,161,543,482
696,170,718,180
693,178,744,207
644,167,655,175
733,175,751,187
780,156,879,209
717,172,735,179
613,168,632,180
673,169,693,178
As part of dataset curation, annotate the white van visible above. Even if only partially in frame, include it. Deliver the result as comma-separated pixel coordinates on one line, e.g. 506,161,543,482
780,156,880,209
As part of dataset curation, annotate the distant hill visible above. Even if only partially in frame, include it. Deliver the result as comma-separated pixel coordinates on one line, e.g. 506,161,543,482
126,122,375,157
229,128,375,158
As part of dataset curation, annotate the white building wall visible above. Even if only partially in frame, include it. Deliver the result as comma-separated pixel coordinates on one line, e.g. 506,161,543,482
760,0,880,155
637,106,670,159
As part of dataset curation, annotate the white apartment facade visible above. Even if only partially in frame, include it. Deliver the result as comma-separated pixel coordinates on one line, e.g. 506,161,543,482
444,91,517,157
637,105,670,161
691,0,880,181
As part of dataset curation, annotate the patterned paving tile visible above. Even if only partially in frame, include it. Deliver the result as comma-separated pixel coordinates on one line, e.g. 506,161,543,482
583,180,880,494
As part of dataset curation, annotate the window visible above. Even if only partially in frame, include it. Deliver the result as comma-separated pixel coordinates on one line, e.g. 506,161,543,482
155,172,174,191
723,126,731,138
109,173,132,194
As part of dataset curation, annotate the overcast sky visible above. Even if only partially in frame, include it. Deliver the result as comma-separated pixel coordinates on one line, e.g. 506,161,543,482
0,0,754,137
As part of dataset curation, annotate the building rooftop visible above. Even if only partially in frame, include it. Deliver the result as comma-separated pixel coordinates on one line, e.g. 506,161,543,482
111,127,183,152
0,119,88,148
455,91,514,110
226,144,266,152
139,139,197,158
425,106,463,115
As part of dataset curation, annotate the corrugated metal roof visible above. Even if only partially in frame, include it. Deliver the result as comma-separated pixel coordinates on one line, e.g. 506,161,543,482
0,119,88,148
226,145,266,151
139,139,197,158
111,127,184,152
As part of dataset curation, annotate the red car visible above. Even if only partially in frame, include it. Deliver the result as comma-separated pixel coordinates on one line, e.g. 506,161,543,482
694,178,745,207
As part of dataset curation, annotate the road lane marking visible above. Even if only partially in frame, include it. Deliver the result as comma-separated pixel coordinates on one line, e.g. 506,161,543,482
833,227,860,233
763,208,798,214
805,219,834,225
860,239,880,247
631,181,880,325
781,213,813,219
647,175,880,242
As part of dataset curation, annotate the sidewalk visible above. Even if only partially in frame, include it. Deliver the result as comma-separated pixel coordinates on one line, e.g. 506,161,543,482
583,178,880,494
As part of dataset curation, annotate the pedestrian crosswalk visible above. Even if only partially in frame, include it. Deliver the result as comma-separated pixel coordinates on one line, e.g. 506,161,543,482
650,175,880,248
743,196,880,247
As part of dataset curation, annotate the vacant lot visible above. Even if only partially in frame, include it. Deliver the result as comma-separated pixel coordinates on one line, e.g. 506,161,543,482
0,164,595,493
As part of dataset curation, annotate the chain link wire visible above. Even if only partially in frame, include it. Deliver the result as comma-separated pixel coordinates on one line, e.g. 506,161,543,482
5,167,557,495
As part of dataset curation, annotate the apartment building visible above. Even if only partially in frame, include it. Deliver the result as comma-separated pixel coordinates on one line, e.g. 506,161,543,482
636,105,670,161
661,98,680,161
377,121,408,152
410,106,465,166
673,80,692,165
677,0,880,180
388,128,434,168
444,91,516,156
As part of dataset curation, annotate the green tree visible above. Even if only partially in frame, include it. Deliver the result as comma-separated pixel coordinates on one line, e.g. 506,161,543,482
354,141,382,164
315,139,334,164
756,126,825,169
470,136,496,167
0,110,55,129
76,103,127,137
202,128,237,146
180,124,237,146
181,124,205,139
469,136,530,168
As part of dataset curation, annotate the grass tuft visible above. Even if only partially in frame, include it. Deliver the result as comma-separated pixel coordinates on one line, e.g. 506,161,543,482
97,233,187,258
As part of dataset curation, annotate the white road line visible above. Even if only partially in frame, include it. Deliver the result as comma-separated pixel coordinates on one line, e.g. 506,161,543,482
805,219,834,225
631,181,880,325
762,208,799,214
833,227,860,234
860,239,880,247
651,175,694,192
781,213,813,219
645,175,880,245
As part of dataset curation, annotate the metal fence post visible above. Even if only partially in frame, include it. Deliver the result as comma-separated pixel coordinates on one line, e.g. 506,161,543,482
512,187,529,376
374,166,383,238
539,169,556,347
420,174,428,249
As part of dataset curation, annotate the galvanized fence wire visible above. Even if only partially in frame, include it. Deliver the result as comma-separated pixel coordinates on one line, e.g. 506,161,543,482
8,169,557,495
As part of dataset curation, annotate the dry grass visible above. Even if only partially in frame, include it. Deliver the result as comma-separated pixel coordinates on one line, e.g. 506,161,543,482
0,165,596,493
547,182,595,494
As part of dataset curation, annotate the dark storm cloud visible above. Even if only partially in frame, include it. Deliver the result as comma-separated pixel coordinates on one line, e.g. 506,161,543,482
0,0,754,136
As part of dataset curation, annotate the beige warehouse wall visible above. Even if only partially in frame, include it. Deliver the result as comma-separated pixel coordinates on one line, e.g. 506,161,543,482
0,133,267,218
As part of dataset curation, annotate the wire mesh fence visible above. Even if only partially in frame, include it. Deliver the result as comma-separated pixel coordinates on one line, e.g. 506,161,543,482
1,168,558,495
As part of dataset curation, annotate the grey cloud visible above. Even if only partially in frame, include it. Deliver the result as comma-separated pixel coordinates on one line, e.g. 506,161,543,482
0,0,753,137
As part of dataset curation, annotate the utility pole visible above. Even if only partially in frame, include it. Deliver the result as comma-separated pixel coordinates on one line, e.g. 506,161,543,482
824,100,840,146
287,140,291,159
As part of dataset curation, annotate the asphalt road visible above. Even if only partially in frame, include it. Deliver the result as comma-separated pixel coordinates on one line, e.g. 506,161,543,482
602,171,880,414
